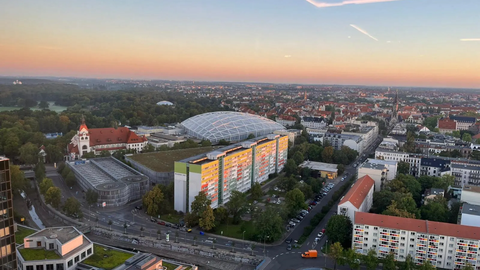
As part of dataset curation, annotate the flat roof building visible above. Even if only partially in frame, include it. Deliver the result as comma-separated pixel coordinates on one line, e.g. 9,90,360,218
298,161,338,179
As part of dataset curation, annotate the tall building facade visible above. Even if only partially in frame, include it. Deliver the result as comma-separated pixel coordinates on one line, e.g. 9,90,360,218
0,157,17,269
174,135,288,212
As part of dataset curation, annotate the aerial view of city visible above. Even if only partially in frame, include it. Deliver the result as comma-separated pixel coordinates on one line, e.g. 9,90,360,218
1,1,479,270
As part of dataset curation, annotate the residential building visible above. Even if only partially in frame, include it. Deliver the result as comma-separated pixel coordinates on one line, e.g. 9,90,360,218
450,116,476,131
337,175,375,221
301,116,327,129
273,129,301,143
275,115,296,127
16,226,93,270
437,118,457,134
323,132,364,153
174,135,288,212
375,148,421,176
420,158,451,177
0,157,17,270
379,137,399,150
365,159,398,181
353,212,480,269
460,203,480,228
299,161,338,179
357,161,388,191
461,186,480,206
68,120,148,159
451,164,480,187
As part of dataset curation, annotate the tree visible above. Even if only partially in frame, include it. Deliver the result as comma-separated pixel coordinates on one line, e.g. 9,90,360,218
218,139,230,145
45,145,63,163
344,248,360,270
449,201,462,223
253,206,283,242
322,146,334,163
250,182,263,201
99,150,111,157
284,159,297,176
383,201,417,219
433,174,454,191
307,177,322,193
382,253,396,270
39,178,54,195
142,185,165,216
329,242,345,270
225,191,247,224
65,171,76,187
20,143,39,165
199,205,215,231
86,189,99,205
61,165,71,179
188,192,211,226
63,197,81,216
39,101,49,109
278,176,298,193
34,160,46,180
452,130,461,138
326,215,353,248
292,152,304,165
400,254,416,270
45,187,61,208
398,161,410,174
201,140,212,147
464,264,475,270
10,165,29,194
297,183,313,200
421,197,449,222
143,144,155,153
214,206,228,225
337,164,345,175
247,133,255,139
417,260,435,270
404,131,416,152
363,248,378,270
285,188,306,216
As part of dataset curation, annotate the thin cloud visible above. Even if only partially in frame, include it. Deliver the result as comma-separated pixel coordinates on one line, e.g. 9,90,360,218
38,46,63,50
284,55,292,58
306,0,398,8
460,39,480,42
350,24,378,41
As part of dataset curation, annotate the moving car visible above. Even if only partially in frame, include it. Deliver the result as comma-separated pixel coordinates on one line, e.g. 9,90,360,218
301,250,318,258
287,244,292,251
285,238,292,244
157,221,166,226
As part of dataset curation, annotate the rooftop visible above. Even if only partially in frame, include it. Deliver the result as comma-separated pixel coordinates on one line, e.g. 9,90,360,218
463,185,480,194
359,162,386,170
26,226,80,244
299,161,338,172
339,175,375,209
355,212,480,240
366,158,397,166
462,203,480,216
18,248,61,261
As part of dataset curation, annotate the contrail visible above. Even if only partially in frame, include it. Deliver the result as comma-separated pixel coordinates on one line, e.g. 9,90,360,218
306,0,398,8
350,24,378,41
460,39,480,42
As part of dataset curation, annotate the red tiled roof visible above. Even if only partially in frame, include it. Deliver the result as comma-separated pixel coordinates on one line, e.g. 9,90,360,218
438,118,457,130
339,175,375,209
355,212,480,240
88,127,147,146
68,144,79,154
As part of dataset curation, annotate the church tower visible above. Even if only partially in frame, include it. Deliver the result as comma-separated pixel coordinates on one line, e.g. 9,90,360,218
78,116,91,157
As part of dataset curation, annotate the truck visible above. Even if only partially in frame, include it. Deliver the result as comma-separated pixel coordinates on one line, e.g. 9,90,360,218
301,250,318,258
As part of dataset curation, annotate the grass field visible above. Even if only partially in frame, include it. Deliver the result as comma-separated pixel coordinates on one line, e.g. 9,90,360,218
161,213,183,224
0,102,67,113
18,248,61,261
162,262,180,270
211,219,256,240
82,244,134,270
129,147,215,172
15,227,37,244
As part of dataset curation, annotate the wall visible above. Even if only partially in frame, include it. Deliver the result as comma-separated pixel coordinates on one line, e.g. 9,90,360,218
60,235,83,256
461,190,480,206
174,162,187,213
460,213,480,228
357,167,384,191
126,157,174,185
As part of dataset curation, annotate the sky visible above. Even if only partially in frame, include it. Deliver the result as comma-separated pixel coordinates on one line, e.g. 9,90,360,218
0,0,479,88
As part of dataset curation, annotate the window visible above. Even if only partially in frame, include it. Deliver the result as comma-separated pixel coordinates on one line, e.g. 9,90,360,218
449,244,453,247
27,266,33,270
365,226,369,229
365,232,369,235
68,260,73,267
56,264,64,270
400,243,405,247
75,255,79,263
448,250,453,254
364,243,368,247
37,241,42,247
450,237,454,241
410,244,414,248
410,238,414,242
374,227,378,230
401,237,405,240
81,251,86,259
411,232,415,236
46,265,54,270
447,256,452,260
36,266,44,270
49,243,54,249
400,249,404,253
373,233,377,237
364,238,368,241
440,236,445,240
439,255,443,258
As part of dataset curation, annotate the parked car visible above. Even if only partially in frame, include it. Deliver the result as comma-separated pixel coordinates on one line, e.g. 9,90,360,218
166,223,172,228
287,244,292,251
317,232,324,238
285,238,292,244
150,217,157,222
157,221,166,226
135,205,142,210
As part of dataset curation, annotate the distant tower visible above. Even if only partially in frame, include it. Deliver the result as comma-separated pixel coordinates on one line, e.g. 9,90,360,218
304,91,307,101
391,89,399,124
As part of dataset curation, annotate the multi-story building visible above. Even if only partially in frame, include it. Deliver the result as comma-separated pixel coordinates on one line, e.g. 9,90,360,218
450,116,476,131
337,175,375,221
364,159,398,181
16,226,93,270
275,115,296,127
353,212,480,269
324,132,365,153
375,148,422,177
301,116,327,129
357,161,388,191
460,203,480,228
420,158,451,177
437,118,457,134
461,186,480,206
451,164,480,187
174,135,288,212
0,157,17,270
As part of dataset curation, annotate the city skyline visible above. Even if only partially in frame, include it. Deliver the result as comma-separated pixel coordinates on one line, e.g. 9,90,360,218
1,0,479,88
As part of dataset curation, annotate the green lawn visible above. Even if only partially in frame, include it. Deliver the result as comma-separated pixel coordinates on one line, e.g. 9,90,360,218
18,248,61,261
162,262,180,270
129,147,215,172
161,213,183,224
211,220,256,240
16,227,37,244
82,244,134,270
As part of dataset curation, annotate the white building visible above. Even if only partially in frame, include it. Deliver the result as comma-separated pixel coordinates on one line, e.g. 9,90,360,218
357,161,388,191
323,132,365,153
364,159,398,181
451,164,480,187
460,203,480,228
461,185,480,206
337,175,375,221
301,116,327,129
16,226,93,270
375,148,422,177
353,212,480,269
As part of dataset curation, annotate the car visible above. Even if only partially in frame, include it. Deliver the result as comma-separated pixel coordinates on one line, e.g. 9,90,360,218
289,222,296,226
135,205,142,210
276,200,281,205
317,232,324,238
226,240,233,246
187,228,192,233
285,238,292,244
296,215,304,220
150,217,157,222
287,244,292,251
172,225,179,229
157,221,166,226
166,223,172,228
292,219,301,223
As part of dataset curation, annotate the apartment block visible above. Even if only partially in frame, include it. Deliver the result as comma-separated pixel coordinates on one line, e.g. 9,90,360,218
357,162,388,191
337,175,375,221
174,135,288,212
375,148,422,177
0,157,17,269
451,164,480,187
460,203,480,228
353,212,480,269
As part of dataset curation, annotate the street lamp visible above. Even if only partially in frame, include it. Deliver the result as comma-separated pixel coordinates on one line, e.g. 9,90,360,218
242,231,246,241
